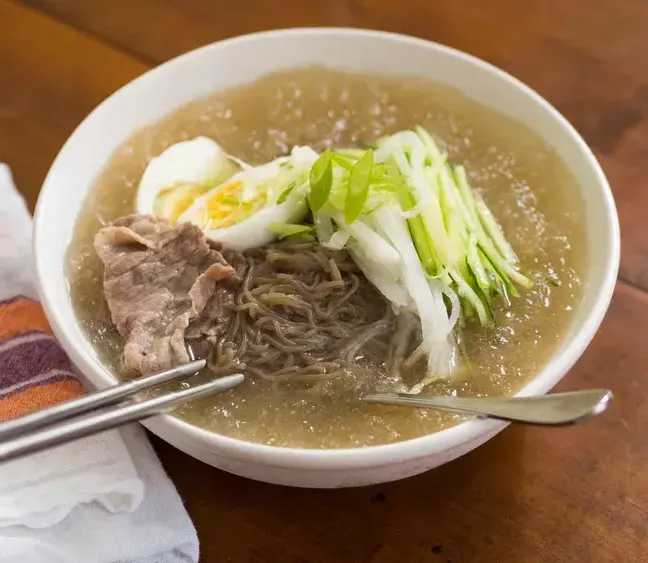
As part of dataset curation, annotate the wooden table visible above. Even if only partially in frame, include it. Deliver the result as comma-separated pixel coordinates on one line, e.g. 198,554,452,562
1,1,645,560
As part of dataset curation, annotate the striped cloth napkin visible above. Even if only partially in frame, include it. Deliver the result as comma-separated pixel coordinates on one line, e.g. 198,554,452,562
0,164,199,563
0,298,83,419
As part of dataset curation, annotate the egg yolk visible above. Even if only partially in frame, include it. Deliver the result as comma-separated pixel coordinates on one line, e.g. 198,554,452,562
154,183,206,224
204,181,267,229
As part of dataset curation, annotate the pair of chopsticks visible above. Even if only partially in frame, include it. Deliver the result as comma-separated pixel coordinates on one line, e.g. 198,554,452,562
0,360,243,464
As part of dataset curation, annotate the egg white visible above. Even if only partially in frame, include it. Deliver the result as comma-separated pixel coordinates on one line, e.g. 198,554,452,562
136,136,238,219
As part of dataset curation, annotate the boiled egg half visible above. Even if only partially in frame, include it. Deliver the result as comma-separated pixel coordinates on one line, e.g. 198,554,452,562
136,136,239,224
178,146,319,251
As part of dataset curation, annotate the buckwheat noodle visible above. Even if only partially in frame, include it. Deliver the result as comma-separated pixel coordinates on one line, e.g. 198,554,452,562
206,242,400,391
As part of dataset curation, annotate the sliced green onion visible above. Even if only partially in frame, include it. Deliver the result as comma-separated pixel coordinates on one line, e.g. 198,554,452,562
308,150,333,211
335,148,366,159
330,153,356,170
276,181,297,204
269,222,314,238
344,149,373,224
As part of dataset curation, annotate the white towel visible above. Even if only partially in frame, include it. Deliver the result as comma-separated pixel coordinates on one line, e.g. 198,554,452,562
0,164,199,563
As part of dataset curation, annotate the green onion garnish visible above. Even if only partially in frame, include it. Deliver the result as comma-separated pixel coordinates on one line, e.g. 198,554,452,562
344,149,373,224
268,222,314,238
308,150,333,211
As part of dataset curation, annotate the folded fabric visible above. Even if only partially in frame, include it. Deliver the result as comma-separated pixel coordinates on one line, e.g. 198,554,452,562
0,164,199,563
0,297,84,422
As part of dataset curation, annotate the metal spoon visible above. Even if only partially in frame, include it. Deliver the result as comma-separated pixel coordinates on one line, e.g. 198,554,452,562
361,389,613,425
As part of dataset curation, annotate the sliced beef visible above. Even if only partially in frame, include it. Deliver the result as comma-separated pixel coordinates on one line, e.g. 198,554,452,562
185,247,246,342
94,214,241,375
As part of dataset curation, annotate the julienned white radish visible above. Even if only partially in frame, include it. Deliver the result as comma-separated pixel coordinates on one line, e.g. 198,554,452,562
330,212,400,265
323,230,350,251
348,248,410,307
373,205,458,378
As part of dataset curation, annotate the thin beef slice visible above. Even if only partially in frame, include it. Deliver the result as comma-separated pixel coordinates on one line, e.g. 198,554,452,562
94,214,236,375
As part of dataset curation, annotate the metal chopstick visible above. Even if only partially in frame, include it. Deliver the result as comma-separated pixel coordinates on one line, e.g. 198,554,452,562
0,359,208,439
0,372,244,464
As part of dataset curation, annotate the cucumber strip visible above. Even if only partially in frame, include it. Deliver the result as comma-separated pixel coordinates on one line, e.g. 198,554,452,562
466,235,490,291
477,243,520,297
473,191,519,264
465,259,495,323
450,267,491,326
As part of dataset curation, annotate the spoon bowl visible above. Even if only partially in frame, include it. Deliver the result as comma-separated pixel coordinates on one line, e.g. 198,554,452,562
362,389,613,425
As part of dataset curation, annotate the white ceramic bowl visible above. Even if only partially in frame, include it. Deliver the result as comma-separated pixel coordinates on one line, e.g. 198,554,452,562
34,28,620,488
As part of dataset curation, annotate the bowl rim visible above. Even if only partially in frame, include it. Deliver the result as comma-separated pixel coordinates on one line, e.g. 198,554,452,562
34,27,620,470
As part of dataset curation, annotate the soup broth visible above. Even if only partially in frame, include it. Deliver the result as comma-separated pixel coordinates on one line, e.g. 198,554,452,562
67,68,586,448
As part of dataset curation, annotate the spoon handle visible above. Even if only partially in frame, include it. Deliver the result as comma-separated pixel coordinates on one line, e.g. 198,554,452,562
361,389,613,425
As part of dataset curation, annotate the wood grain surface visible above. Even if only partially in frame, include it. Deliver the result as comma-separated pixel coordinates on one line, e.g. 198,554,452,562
1,1,645,560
